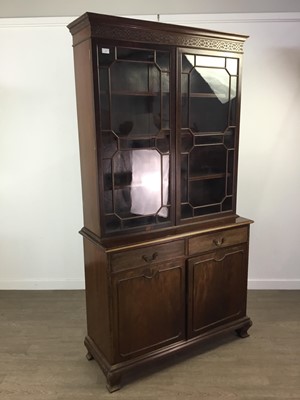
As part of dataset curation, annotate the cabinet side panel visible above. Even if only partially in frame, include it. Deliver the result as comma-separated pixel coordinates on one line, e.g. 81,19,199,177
83,238,112,361
73,40,100,236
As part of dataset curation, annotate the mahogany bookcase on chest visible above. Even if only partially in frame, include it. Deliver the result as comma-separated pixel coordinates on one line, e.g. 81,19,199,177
68,12,253,392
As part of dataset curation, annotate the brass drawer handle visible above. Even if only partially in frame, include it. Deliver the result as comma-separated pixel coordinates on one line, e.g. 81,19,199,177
213,238,224,247
142,252,158,263
143,267,159,279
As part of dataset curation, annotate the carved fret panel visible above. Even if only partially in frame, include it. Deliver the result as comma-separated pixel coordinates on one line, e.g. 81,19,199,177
91,25,244,53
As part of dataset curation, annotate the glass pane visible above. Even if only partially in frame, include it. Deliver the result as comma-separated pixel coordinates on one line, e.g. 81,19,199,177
195,135,223,145
99,46,115,66
103,159,112,190
104,190,113,213
120,138,155,150
117,48,154,62
115,188,132,215
131,150,169,218
162,72,170,92
228,150,234,174
156,136,170,153
222,196,233,211
123,215,156,229
230,76,237,100
105,215,121,232
227,150,234,196
99,68,109,92
181,74,189,128
100,94,110,130
189,145,226,176
181,204,193,218
189,178,226,207
162,93,170,129
230,76,237,125
182,54,194,72
192,68,229,102
190,97,229,132
181,131,193,153
102,131,118,158
111,95,160,136
190,68,212,94
224,129,235,149
194,204,220,216
181,155,188,202
226,58,238,75
111,62,160,93
156,51,170,71
196,55,225,68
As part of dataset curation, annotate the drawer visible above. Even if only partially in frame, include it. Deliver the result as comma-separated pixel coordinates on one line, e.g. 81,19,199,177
110,240,185,272
188,226,248,255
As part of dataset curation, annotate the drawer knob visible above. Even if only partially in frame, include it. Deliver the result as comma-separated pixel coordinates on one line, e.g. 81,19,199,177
142,252,158,263
213,238,224,247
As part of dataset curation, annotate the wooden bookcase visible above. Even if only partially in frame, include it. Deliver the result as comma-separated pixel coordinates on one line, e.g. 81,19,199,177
68,12,253,392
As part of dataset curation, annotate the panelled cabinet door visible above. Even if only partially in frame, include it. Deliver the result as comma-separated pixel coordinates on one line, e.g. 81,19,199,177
112,259,185,361
178,50,241,222
187,244,248,338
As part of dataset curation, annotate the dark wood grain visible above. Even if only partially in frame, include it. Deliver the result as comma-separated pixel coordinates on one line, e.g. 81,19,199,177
72,40,101,236
188,244,248,337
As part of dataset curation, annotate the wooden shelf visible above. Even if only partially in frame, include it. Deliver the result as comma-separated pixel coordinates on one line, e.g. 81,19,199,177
182,92,228,100
189,172,227,181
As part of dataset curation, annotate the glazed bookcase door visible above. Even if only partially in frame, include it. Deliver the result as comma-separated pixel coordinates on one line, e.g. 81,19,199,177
96,44,173,234
178,50,241,222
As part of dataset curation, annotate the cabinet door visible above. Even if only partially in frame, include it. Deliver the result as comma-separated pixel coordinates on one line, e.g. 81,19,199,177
96,44,174,234
178,50,241,221
112,259,185,360
188,244,248,338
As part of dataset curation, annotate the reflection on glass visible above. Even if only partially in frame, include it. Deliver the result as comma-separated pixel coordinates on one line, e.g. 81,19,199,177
194,67,229,103
196,55,225,68
226,58,238,75
230,76,237,100
182,54,194,72
131,150,169,218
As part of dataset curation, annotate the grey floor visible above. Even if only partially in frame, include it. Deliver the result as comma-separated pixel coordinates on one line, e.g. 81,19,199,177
0,290,299,400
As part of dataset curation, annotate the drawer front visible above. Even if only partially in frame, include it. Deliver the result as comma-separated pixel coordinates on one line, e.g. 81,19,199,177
110,240,185,272
188,226,248,255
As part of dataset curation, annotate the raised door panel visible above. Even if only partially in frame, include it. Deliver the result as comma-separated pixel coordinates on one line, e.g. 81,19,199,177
188,244,248,338
112,259,185,361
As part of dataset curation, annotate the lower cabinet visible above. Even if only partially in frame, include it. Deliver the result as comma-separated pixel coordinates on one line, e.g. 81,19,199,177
187,244,248,338
83,223,252,392
112,259,186,360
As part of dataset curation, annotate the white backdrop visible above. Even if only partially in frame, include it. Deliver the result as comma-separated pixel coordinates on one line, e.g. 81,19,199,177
0,13,299,289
